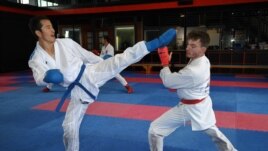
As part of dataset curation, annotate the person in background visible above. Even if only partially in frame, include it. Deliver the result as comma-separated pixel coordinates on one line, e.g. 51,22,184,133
28,15,176,151
100,36,133,93
148,30,237,151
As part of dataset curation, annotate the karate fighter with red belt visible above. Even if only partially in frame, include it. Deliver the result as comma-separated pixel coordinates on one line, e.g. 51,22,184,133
148,30,237,151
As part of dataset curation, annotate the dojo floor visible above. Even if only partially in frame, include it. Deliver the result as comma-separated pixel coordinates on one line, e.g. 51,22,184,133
1,70,268,151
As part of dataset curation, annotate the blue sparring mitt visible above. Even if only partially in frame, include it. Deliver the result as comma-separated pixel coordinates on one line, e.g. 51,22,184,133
102,54,113,60
43,69,64,84
145,28,176,52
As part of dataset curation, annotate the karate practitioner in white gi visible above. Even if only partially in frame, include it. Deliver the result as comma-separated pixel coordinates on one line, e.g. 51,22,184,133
100,36,133,93
28,16,176,151
148,30,237,151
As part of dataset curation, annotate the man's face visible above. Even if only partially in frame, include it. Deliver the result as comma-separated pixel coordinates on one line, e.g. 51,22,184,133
186,39,206,59
102,38,107,45
37,19,55,43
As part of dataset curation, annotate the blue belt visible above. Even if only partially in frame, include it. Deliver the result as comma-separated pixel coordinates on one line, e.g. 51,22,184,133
55,64,96,112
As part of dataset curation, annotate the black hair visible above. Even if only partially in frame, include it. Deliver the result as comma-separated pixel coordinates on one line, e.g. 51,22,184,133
28,16,50,39
103,36,111,43
187,30,210,48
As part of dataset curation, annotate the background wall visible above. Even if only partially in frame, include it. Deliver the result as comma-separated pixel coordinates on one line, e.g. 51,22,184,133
0,0,267,74
0,12,35,73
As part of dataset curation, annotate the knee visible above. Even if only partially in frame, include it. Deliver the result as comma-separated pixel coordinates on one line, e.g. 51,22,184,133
148,125,164,142
63,122,79,138
148,122,160,136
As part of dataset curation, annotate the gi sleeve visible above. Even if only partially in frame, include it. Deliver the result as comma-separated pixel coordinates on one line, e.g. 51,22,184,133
28,52,49,86
160,66,195,89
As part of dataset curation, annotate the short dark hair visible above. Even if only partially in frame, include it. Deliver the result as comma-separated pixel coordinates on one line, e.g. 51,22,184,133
103,36,110,43
28,16,50,39
187,30,210,48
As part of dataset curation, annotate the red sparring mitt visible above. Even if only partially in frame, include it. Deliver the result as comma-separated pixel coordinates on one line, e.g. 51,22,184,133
158,46,170,66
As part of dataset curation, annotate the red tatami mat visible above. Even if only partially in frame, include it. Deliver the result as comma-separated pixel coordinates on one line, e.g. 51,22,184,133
126,77,268,88
33,100,268,132
0,86,19,92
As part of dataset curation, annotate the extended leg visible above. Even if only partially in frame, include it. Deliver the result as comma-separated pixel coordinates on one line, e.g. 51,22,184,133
115,74,127,86
115,74,133,93
204,125,237,151
89,29,176,87
145,28,176,52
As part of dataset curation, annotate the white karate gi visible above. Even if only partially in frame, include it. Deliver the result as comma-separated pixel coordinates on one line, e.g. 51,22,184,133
100,43,114,57
148,56,237,151
29,38,149,151
100,43,128,86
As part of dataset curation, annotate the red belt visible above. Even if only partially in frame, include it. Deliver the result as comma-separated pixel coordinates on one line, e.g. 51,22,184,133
181,97,206,105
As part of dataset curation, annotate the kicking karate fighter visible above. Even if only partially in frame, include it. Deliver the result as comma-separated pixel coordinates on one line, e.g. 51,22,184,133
100,36,133,93
28,15,176,151
148,30,237,151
